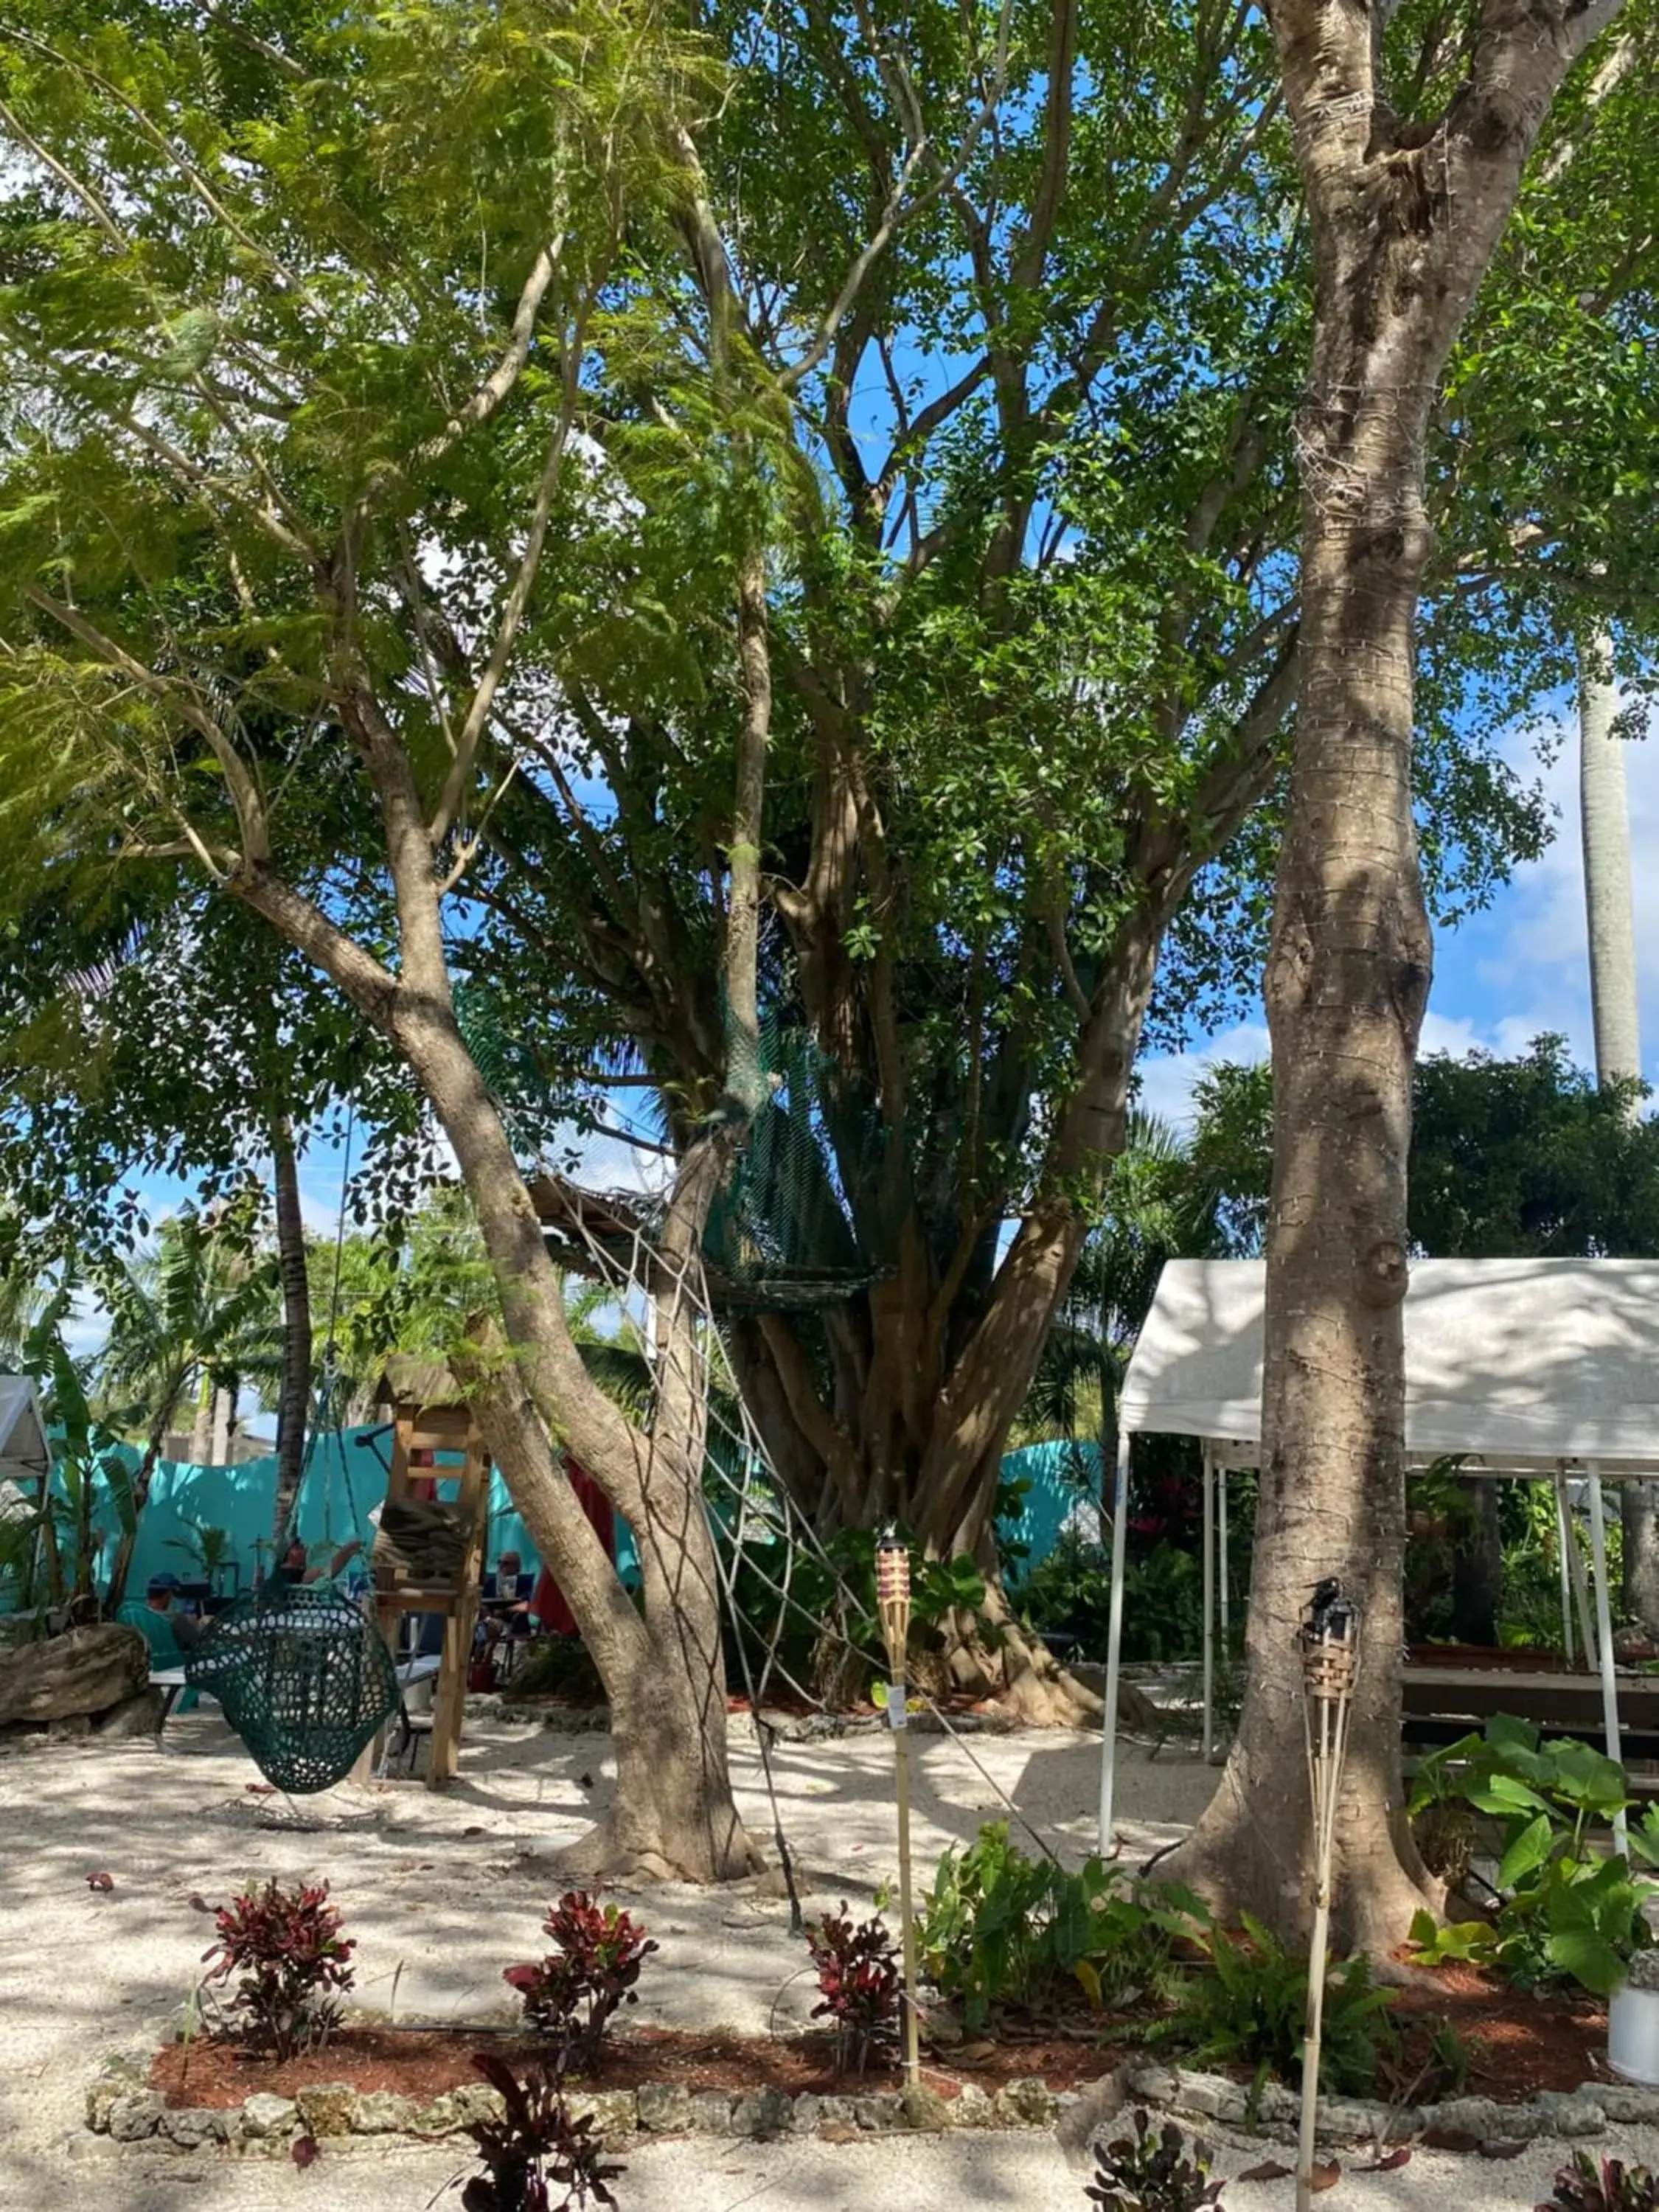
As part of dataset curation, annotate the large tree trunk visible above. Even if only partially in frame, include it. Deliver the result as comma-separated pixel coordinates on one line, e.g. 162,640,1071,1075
402,996,757,1883
270,1114,313,1541
1447,1479,1503,1646
1161,0,1627,1952
1580,633,1658,1626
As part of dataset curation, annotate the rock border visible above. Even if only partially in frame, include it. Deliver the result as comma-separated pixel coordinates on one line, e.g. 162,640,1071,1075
1123,2062,1646,2149
85,2048,1067,2154
88,2046,1655,2158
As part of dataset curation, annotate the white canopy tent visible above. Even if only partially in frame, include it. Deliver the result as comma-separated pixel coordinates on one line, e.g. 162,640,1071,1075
0,1374,48,1485
1099,1258,1659,1852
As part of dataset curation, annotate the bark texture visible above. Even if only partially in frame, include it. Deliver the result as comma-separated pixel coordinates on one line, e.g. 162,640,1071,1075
1579,631,1658,1625
1162,0,1628,1952
234,707,759,1882
270,1114,313,1542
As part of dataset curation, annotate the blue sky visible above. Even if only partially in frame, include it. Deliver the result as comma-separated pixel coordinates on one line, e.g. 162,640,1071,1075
79,695,1647,1381
1138,700,1656,1128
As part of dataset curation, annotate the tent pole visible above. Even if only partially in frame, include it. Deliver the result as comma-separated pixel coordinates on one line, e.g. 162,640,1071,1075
1201,1445,1215,1764
1556,1466,1575,1666
1218,1463,1230,1644
1586,1464,1629,1852
1562,1470,1600,1672
1099,1430,1133,1854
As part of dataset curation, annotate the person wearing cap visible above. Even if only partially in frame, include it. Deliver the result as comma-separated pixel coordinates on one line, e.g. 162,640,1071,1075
145,1571,206,1651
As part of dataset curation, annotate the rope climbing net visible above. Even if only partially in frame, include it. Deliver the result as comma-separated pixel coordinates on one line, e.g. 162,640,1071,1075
549,1158,1068,1879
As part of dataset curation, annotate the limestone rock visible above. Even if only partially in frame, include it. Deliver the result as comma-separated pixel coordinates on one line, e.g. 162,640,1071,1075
294,2082,358,2138
1531,2090,1606,2139
944,2082,995,2129
162,2107,230,2148
1054,2068,1128,2160
636,2082,693,2132
795,2094,855,2132
994,2076,1058,2129
86,2051,151,2132
240,2093,297,2139
731,2087,796,2139
93,1687,165,1738
852,2093,901,2131
1596,2084,1659,2125
351,2091,423,2135
0,1625,147,1725
107,2093,164,2142
689,2091,734,2135
566,2089,638,2138
898,2084,950,2132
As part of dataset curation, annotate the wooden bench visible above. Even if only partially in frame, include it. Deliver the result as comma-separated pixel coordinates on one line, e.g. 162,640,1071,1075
1402,1655,1659,1767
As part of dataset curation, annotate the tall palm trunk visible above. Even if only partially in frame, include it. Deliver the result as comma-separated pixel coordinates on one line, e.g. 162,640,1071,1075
270,1116,313,1541
1582,631,1656,1627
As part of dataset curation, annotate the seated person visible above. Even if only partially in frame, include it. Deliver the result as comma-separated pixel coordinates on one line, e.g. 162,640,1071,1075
476,1549,535,1681
126,1572,204,1658
267,1536,364,1591
482,1549,535,1621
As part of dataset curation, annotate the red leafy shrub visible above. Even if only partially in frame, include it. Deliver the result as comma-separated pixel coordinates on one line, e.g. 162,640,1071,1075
805,1903,901,2074
504,1893,658,2071
201,1878,355,2059
459,2052,624,2212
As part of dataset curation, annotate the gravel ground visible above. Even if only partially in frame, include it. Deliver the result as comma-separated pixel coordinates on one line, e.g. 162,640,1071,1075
0,1703,1650,2211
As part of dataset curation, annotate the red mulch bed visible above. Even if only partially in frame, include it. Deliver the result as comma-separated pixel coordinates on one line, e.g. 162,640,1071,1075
150,2023,1124,2111
1388,1963,1607,2101
150,1972,1609,2114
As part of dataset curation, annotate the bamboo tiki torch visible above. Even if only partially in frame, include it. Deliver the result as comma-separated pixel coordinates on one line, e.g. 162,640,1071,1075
1296,1579,1360,2212
876,1528,922,2087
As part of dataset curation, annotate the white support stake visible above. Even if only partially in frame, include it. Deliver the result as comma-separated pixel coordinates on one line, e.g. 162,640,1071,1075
1099,1430,1132,1854
1563,1471,1601,1672
1201,1446,1215,1764
1586,1464,1628,1855
1557,1465,1576,1666
1218,1464,1230,1644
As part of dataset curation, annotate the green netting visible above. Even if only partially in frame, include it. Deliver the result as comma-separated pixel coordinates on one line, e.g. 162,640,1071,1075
185,1585,400,1794
699,1027,892,1310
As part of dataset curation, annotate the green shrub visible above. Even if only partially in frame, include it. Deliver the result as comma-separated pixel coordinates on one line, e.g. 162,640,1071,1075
1408,1715,1659,1994
1019,1534,1203,1664
917,1823,1200,2028
1148,1912,1397,2104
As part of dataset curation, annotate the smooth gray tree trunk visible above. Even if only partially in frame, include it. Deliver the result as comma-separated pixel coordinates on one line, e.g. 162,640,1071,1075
1582,632,1659,1630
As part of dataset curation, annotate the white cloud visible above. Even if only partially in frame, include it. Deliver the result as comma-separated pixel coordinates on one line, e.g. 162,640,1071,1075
1135,1020,1272,1132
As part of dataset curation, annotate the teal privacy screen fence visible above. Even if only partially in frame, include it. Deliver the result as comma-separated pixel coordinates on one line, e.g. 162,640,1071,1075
69,1427,641,1601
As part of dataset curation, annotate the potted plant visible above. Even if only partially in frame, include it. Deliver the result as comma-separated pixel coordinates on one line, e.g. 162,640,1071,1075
1610,1949,1659,2086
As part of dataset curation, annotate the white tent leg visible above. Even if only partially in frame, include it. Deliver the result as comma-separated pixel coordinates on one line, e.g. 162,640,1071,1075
1201,1447,1215,1764
1099,1431,1133,1854
1563,1472,1601,1671
1218,1465,1230,1644
1556,1467,1576,1666
1587,1464,1629,1852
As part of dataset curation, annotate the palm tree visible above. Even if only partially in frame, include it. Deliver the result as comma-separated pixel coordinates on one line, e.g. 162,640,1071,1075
96,1209,282,1607
1015,1111,1222,1464
1579,630,1655,1625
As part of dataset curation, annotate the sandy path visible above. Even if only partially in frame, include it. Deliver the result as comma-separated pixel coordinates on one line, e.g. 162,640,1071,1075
0,1706,1648,2210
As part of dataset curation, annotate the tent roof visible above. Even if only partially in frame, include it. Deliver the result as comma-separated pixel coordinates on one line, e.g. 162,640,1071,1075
0,1374,49,1483
1121,1258,1659,1470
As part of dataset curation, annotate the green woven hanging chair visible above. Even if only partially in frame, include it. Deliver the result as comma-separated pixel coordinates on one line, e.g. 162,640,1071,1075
185,1585,400,1794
